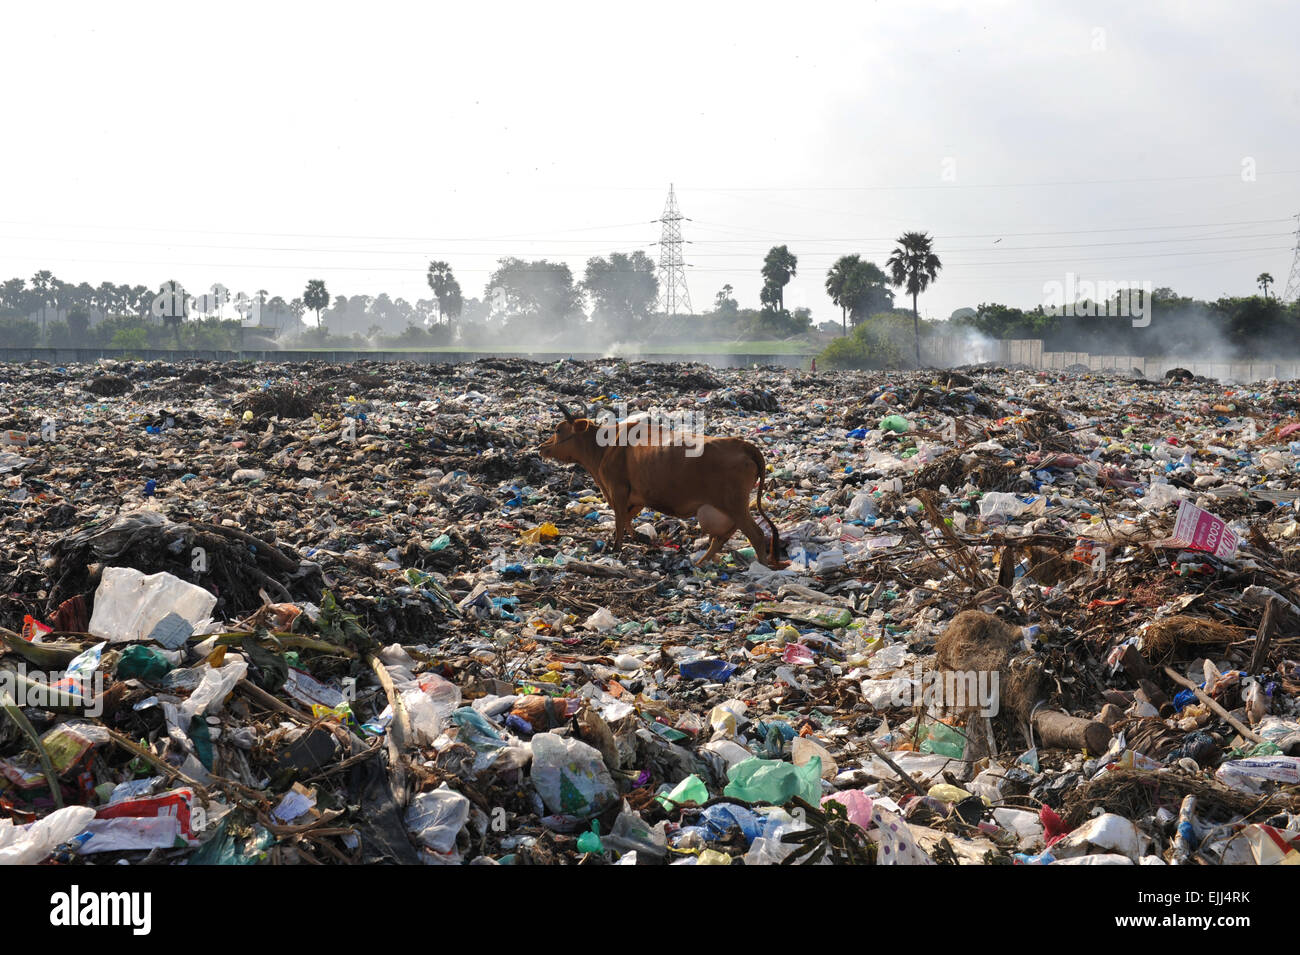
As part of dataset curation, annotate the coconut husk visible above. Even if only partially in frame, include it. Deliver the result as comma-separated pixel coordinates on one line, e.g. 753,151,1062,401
934,610,1043,719
1143,615,1245,661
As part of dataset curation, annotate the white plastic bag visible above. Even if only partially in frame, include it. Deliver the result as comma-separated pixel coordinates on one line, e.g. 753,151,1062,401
978,492,1028,522
1139,481,1186,511
845,491,877,520
1051,812,1142,861
89,567,216,644
405,784,471,853
403,674,462,746
529,733,617,817
583,607,619,632
180,658,248,721
0,806,96,865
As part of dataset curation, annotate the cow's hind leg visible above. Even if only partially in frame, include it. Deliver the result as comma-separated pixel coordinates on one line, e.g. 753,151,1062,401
694,504,735,565
696,536,728,566
733,502,787,569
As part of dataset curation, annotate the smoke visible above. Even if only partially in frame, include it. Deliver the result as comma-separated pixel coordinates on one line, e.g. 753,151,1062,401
951,325,999,366
925,322,1001,367
1051,303,1238,362
603,341,643,359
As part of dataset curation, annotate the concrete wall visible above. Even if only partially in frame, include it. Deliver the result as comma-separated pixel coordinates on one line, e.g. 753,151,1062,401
942,338,1300,384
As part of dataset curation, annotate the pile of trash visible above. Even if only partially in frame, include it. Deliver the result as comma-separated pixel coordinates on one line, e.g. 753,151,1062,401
4,356,1300,865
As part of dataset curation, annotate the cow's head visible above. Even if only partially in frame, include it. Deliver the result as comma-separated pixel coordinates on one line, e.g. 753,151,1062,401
539,403,599,463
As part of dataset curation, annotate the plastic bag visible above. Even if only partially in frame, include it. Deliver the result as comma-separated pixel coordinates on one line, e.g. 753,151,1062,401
89,567,216,644
0,806,96,864
1051,812,1142,861
115,644,175,681
822,789,873,830
655,774,708,809
920,721,968,759
403,674,462,745
1139,481,1185,511
978,492,1027,522
873,806,933,865
845,490,878,520
180,659,248,721
791,737,837,778
530,733,618,817
583,607,619,632
723,756,822,805
405,784,471,853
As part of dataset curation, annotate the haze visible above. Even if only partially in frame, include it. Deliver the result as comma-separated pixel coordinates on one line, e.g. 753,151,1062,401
2,0,1297,322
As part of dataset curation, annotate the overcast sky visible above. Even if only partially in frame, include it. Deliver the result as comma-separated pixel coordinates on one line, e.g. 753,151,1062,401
2,0,1298,322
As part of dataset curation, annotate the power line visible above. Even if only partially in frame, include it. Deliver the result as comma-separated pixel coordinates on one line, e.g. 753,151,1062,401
4,228,1287,261
4,244,1290,275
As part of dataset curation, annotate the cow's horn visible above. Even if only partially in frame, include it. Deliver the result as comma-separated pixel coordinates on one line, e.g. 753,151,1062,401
556,402,577,422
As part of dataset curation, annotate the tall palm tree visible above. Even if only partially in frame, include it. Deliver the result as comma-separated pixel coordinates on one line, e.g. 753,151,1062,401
1258,272,1274,301
825,255,863,336
886,232,942,367
761,246,798,312
303,280,329,329
426,261,459,327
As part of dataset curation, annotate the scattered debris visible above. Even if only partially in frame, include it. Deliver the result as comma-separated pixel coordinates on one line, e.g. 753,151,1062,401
4,357,1300,866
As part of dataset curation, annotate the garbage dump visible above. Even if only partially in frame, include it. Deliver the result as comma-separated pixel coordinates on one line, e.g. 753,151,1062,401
4,356,1300,866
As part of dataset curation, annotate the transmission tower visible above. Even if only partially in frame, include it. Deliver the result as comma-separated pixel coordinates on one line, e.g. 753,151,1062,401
1284,212,1300,304
654,184,692,316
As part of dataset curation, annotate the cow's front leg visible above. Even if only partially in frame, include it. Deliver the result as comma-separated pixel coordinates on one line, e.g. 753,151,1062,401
610,487,632,549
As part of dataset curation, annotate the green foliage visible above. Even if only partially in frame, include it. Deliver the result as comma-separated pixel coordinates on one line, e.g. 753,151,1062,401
66,308,90,343
0,317,39,347
426,261,463,325
825,255,894,332
303,279,330,326
316,590,372,649
761,245,798,312
44,321,72,347
819,311,924,369
583,251,658,336
487,258,584,336
110,327,149,351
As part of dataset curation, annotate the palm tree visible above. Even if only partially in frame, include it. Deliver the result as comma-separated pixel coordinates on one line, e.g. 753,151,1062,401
886,232,942,367
96,281,118,322
761,246,798,312
825,255,862,336
303,280,329,329
426,261,460,327
29,271,53,334
1258,272,1274,301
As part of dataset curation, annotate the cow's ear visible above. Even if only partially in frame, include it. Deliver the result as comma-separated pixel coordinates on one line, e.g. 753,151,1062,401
574,418,594,432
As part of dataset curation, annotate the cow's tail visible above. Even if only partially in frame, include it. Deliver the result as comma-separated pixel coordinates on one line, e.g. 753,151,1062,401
745,443,782,566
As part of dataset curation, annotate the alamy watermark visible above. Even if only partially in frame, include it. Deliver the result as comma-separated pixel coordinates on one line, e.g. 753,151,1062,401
1042,273,1153,328
878,664,1001,717
0,665,105,717
593,401,707,457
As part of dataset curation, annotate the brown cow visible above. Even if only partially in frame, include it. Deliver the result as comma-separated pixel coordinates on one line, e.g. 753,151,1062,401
539,404,784,568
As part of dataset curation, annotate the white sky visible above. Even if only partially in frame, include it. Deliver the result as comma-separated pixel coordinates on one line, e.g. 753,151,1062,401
2,0,1298,322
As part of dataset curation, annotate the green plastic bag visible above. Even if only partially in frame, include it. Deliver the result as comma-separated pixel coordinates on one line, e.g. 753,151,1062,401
920,722,968,759
723,757,821,805
187,816,274,865
655,774,709,809
115,644,174,681
879,414,911,433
